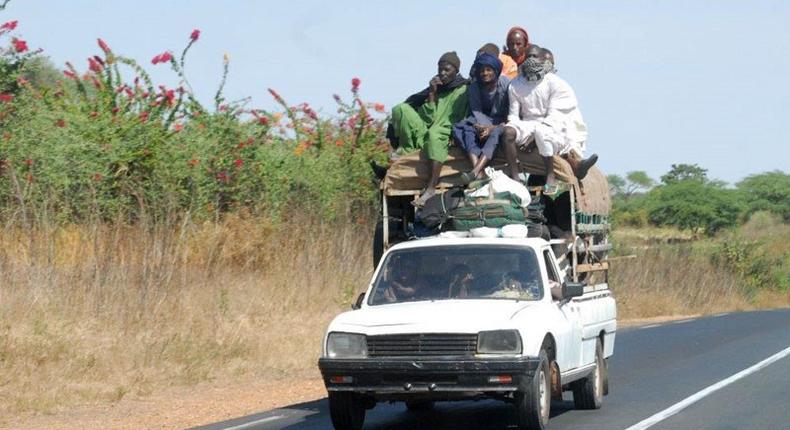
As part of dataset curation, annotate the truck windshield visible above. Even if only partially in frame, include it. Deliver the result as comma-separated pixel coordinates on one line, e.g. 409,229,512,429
368,245,544,305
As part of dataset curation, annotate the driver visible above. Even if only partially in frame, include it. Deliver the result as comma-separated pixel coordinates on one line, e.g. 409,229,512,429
381,261,428,303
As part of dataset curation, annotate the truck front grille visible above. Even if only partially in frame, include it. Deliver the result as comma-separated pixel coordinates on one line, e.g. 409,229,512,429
367,333,478,357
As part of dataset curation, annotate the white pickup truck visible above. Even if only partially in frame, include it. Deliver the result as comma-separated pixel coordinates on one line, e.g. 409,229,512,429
318,236,617,430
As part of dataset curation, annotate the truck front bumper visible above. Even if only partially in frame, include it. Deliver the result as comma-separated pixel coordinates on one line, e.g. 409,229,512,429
318,356,540,394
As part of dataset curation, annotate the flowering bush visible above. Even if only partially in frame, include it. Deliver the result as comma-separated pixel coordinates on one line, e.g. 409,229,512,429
0,15,390,223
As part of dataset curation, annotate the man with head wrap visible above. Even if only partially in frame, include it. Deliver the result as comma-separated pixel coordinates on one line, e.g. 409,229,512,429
390,51,469,206
452,52,511,182
540,47,556,75
468,43,500,81
500,26,529,79
501,45,598,187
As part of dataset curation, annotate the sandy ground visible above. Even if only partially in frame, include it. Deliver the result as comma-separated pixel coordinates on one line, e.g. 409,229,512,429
3,371,327,430
3,316,697,430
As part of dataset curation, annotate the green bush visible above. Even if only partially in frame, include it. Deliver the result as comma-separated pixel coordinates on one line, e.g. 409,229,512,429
0,24,390,224
736,171,790,222
644,180,744,235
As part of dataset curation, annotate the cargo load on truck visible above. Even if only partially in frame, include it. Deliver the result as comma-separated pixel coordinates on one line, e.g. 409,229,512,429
373,145,612,284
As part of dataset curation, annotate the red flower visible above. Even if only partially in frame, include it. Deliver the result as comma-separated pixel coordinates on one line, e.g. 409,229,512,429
25,159,33,166
267,88,285,104
0,94,13,103
374,103,385,113
88,57,102,73
164,89,176,106
92,173,102,181
17,76,29,86
351,77,361,92
190,29,200,41
139,111,149,122
258,116,269,126
151,51,173,65
55,119,66,128
93,55,105,66
97,38,111,53
234,158,243,168
11,38,28,53
173,123,184,132
63,70,77,79
187,158,199,167
1,20,18,31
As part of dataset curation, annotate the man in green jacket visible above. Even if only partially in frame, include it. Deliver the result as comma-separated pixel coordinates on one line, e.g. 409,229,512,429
390,51,469,206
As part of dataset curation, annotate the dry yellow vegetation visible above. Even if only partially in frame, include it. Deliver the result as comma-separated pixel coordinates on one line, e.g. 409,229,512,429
1,215,787,421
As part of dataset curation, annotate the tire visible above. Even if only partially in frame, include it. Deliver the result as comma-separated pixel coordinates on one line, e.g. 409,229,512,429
405,400,434,412
515,350,551,430
572,339,604,409
328,392,366,430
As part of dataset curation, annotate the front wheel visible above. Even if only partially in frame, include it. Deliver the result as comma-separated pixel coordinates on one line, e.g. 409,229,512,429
515,350,551,430
328,392,366,430
572,339,604,409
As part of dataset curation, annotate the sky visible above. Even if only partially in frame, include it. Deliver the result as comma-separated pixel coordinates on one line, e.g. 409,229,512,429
4,0,790,184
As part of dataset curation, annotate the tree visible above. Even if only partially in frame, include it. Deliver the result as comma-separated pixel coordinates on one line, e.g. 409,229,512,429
608,171,654,200
607,174,626,196
737,171,790,222
625,171,655,195
646,181,744,235
660,163,708,185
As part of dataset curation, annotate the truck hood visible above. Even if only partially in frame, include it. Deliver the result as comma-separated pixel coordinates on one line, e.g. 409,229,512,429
329,300,538,335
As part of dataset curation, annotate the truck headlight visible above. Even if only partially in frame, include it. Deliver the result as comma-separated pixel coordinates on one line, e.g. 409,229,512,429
326,332,368,358
477,330,522,354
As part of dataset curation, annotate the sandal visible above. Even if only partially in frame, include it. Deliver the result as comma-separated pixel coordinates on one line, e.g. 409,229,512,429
459,171,477,185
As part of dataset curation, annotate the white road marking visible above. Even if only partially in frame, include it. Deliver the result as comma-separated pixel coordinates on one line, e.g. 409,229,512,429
222,414,285,430
623,345,790,430
713,312,730,317
640,324,661,329
671,318,694,324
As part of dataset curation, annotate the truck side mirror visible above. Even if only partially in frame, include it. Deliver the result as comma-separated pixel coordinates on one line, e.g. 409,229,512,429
352,292,366,310
562,281,586,299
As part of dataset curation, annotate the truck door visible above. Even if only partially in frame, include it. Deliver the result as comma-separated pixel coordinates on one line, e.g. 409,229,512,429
543,248,583,371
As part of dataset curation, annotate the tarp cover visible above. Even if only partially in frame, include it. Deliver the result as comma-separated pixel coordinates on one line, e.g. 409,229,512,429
383,146,610,215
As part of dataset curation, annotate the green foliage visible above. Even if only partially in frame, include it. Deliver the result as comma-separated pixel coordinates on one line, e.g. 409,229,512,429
736,171,790,222
0,23,389,224
660,163,708,185
646,180,744,235
712,214,790,292
607,174,625,196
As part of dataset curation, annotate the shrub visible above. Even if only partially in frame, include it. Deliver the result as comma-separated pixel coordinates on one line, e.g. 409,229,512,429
0,23,390,224
645,181,744,235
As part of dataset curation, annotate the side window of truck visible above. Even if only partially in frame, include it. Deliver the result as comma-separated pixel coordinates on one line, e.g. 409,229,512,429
542,249,559,283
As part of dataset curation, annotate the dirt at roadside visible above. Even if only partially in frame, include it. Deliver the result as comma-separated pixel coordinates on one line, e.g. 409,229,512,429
3,371,326,430
2,316,705,430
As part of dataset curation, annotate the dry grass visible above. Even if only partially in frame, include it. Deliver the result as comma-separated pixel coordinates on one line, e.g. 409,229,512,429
609,218,790,318
0,214,372,418
1,215,787,421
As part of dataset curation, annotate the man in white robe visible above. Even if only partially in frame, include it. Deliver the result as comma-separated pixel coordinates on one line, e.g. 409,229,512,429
501,45,597,186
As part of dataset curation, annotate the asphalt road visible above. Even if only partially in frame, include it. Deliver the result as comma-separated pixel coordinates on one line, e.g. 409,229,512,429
192,309,790,430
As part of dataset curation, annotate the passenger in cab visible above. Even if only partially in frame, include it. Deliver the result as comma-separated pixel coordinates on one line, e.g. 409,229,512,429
448,264,475,298
389,52,469,206
501,45,598,187
499,26,529,79
453,52,511,183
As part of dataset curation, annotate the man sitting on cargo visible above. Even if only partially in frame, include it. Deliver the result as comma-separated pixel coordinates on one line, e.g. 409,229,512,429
501,45,598,187
453,52,511,184
499,26,530,79
389,52,469,207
